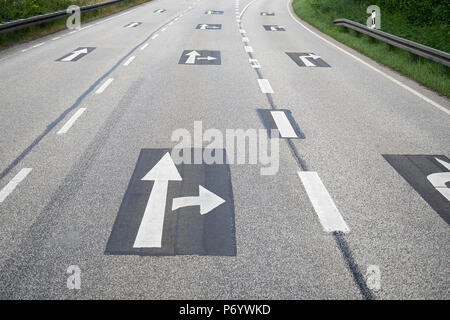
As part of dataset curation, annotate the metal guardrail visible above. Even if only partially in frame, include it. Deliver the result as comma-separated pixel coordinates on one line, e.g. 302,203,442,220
0,0,130,34
333,18,450,67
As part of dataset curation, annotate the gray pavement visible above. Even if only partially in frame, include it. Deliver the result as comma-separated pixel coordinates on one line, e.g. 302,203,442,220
0,0,448,299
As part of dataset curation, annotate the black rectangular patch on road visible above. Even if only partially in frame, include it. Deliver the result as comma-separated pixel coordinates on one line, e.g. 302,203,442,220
178,50,221,65
263,25,285,31
257,109,305,139
196,24,222,30
261,12,275,16
56,47,95,62
205,10,223,15
105,148,236,256
383,154,450,225
286,52,331,67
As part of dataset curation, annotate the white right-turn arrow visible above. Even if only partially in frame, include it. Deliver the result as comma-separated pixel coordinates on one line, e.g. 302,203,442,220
172,185,225,215
299,54,321,67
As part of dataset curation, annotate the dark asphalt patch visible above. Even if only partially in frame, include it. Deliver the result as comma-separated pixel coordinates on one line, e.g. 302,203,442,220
383,154,450,224
286,52,331,67
56,47,95,62
178,50,221,65
205,10,224,14
105,148,236,256
196,24,222,30
263,25,285,31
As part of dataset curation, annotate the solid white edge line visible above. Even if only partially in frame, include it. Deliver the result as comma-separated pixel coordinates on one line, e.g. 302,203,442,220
286,0,449,116
297,171,350,233
57,108,86,134
0,168,33,203
123,56,135,66
258,79,274,93
270,110,298,138
95,78,114,94
240,0,259,18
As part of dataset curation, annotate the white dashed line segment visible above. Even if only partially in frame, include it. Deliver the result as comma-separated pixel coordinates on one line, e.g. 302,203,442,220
95,78,114,94
0,168,33,203
297,171,350,233
257,79,274,93
57,108,86,134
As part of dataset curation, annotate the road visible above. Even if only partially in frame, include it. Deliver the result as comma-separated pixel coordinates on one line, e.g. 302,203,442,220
0,0,448,299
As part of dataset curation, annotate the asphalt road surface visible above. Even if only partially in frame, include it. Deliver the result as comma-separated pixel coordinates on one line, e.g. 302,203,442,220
0,0,448,299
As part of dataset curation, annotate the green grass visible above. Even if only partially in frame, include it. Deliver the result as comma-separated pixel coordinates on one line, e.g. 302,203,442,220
292,0,450,98
0,0,152,51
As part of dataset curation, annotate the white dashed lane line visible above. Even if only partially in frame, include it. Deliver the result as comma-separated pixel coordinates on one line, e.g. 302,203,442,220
140,43,149,50
270,110,299,138
95,78,114,94
297,171,350,233
257,79,274,93
57,108,87,135
0,168,33,203
244,46,254,53
123,56,136,66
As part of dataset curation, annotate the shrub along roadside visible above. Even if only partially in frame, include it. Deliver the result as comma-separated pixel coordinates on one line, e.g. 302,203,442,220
292,0,449,98
0,0,153,51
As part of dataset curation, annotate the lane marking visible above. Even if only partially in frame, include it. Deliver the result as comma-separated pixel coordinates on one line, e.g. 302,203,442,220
33,42,45,48
95,78,114,94
141,43,149,50
161,27,167,32
249,58,260,68
151,34,159,39
270,110,298,137
239,0,259,18
297,171,350,233
123,56,135,66
242,37,249,42
57,108,86,134
0,168,33,203
133,152,182,248
239,29,246,34
244,46,254,53
286,0,449,116
258,79,274,93
52,37,61,41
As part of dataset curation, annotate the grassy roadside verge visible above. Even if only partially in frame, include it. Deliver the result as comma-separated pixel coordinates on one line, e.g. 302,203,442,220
0,0,152,51
292,0,449,98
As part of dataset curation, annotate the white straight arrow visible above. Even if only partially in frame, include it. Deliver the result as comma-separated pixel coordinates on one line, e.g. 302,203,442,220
185,50,201,64
133,153,182,248
299,54,321,67
61,48,88,62
172,185,225,215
